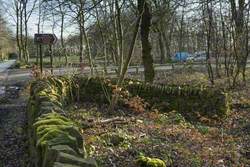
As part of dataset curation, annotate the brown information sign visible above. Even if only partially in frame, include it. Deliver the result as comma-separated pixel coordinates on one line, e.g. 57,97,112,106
34,34,57,45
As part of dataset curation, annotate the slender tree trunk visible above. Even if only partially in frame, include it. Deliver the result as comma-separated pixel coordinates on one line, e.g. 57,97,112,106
49,45,53,74
162,18,174,61
79,25,84,64
179,9,185,52
59,1,67,66
20,3,24,62
115,0,123,76
158,31,165,64
82,22,94,76
15,2,21,61
109,0,118,66
230,0,246,84
24,0,29,63
93,0,107,73
220,1,230,83
205,0,214,84
109,1,143,110
242,7,250,83
36,0,41,65
214,23,221,78
78,2,84,64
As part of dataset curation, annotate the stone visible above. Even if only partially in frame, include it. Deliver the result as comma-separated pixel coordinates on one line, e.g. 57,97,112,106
42,145,79,167
53,162,81,167
55,152,98,167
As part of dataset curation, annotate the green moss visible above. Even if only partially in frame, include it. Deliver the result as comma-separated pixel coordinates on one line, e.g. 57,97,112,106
42,144,89,167
55,153,98,167
136,155,166,167
33,118,72,128
37,113,71,123
36,125,82,147
195,124,209,135
100,129,132,148
37,125,76,137
28,77,91,167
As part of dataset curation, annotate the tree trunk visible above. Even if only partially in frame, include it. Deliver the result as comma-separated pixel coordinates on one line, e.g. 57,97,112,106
230,0,246,84
93,0,107,73
59,1,67,66
139,0,154,83
78,2,84,64
24,1,29,63
15,2,21,61
82,22,94,76
115,0,123,76
158,31,165,64
109,1,143,110
20,3,24,62
205,0,214,85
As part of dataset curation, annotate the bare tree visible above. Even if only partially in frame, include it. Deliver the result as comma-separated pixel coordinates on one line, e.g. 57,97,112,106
139,0,154,83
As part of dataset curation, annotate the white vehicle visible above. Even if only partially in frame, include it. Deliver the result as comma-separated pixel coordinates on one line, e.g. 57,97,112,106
186,55,195,61
193,51,207,62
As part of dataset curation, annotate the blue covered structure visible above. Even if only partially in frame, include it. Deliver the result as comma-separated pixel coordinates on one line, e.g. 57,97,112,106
173,52,190,62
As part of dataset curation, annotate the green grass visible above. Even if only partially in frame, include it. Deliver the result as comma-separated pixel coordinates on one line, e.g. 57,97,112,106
28,55,80,68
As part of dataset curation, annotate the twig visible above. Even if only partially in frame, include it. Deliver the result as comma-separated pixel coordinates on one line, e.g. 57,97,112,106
97,117,126,124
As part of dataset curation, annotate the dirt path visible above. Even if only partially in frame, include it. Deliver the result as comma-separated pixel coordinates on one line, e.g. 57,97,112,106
0,85,29,167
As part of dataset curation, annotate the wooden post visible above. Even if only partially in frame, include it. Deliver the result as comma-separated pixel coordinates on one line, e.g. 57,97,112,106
50,44,53,74
35,33,57,75
39,44,43,74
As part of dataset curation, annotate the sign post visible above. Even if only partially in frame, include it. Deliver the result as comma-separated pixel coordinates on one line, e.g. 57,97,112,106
49,44,53,74
39,44,43,74
34,34,57,74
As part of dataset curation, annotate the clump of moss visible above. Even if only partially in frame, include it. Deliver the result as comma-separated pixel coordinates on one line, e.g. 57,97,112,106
136,155,166,167
100,129,133,148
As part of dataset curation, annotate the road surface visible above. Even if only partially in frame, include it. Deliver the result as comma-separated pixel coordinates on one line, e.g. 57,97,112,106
1,61,250,85
0,60,16,73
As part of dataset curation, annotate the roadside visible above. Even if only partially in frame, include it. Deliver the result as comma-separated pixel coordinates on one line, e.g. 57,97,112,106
0,60,30,167
0,60,16,73
0,83,29,167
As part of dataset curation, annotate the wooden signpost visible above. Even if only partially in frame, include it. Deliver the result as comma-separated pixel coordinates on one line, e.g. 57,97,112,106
34,34,57,74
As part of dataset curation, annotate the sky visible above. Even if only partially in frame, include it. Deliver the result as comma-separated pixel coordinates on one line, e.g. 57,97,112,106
1,0,77,39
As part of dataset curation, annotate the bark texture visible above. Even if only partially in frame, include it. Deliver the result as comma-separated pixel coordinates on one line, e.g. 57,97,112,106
139,0,155,83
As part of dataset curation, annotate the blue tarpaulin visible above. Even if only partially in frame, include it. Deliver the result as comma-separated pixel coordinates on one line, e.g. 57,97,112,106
173,52,190,61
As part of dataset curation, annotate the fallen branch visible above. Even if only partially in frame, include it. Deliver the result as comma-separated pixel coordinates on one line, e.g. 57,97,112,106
81,117,130,128
97,117,126,124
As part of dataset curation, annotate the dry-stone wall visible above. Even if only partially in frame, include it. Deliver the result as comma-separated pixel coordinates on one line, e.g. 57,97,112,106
28,76,97,167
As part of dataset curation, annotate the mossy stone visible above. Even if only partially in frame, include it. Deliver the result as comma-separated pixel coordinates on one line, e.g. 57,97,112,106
55,152,98,167
36,125,82,148
33,118,72,129
42,145,79,167
53,162,81,167
136,156,166,167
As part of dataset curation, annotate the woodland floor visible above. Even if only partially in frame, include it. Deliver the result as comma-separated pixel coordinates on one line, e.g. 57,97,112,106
65,69,250,167
0,68,249,167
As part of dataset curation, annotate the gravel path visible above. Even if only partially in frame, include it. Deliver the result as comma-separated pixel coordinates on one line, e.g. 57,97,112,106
0,85,29,167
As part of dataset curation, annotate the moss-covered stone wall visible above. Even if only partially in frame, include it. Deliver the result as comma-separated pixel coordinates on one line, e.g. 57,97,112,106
28,76,97,167
75,77,231,121
28,76,231,166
